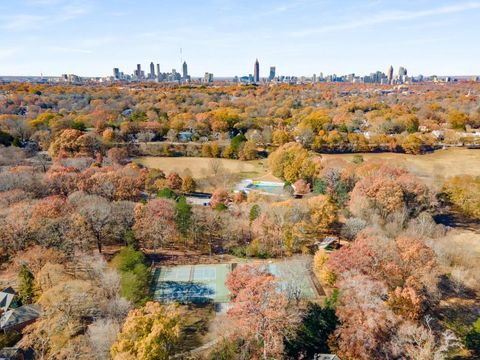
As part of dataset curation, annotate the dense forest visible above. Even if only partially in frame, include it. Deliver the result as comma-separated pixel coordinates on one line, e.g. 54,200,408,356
0,82,479,359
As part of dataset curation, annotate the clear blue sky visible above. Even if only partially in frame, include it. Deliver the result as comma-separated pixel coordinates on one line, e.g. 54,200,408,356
1,0,479,77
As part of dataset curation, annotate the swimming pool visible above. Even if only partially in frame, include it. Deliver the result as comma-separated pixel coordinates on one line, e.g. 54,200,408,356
236,180,285,195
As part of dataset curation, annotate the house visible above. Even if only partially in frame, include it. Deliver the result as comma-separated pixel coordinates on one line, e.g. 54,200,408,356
315,236,339,250
0,304,41,332
178,131,193,142
431,130,444,140
315,355,341,360
0,288,17,313
0,347,25,360
121,108,133,117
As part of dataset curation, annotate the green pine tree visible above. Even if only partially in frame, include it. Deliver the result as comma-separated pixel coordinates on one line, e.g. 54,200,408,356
18,264,35,304
175,196,192,237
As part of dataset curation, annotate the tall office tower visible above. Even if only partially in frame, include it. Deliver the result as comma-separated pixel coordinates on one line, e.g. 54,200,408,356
156,64,160,76
182,61,188,79
254,59,260,83
268,66,276,81
312,74,317,83
387,65,394,83
398,66,407,76
136,64,142,79
150,62,155,79
113,68,120,79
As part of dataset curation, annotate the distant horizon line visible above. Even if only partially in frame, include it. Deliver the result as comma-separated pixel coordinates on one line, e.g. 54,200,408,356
1,74,479,79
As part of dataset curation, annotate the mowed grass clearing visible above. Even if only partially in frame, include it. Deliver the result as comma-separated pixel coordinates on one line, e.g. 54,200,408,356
322,148,480,186
134,156,269,179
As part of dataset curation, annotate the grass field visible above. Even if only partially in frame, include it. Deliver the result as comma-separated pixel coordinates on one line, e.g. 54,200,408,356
322,148,480,186
134,156,269,179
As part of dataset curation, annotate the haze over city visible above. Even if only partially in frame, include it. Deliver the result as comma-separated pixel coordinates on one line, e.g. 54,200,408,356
1,0,480,77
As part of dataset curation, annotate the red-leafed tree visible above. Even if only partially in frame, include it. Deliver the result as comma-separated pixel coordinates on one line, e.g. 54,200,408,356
166,172,183,190
210,188,229,209
293,179,311,195
226,264,302,359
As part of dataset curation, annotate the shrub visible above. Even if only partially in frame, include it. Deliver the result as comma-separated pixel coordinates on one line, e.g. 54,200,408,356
112,247,151,306
157,188,177,200
465,318,480,355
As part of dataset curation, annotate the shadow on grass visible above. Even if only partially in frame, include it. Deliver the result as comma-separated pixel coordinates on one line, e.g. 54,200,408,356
174,302,215,354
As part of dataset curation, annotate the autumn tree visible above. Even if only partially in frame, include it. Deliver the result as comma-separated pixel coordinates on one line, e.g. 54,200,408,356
181,175,196,193
293,179,311,195
133,199,176,250
448,110,469,130
107,147,129,165
268,142,317,183
76,195,112,253
166,172,183,190
210,188,229,209
239,139,257,160
111,302,182,360
443,175,480,219
334,273,398,359
226,264,302,359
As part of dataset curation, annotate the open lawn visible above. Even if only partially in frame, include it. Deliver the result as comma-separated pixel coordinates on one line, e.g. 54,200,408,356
322,148,480,187
134,156,269,179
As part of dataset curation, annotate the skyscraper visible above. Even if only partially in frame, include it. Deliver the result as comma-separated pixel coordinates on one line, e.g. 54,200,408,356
113,68,120,80
268,66,276,81
182,61,188,80
398,66,407,77
254,59,260,83
149,62,155,79
135,64,142,79
387,65,394,84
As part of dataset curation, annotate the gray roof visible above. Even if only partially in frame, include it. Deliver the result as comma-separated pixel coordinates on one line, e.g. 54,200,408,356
316,355,341,360
0,347,23,360
0,304,41,331
0,288,16,312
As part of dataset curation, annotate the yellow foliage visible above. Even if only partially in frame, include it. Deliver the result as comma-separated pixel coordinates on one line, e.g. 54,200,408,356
111,302,182,360
313,249,328,279
308,195,338,231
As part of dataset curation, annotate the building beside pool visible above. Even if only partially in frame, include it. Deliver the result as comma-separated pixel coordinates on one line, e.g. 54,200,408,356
235,179,285,196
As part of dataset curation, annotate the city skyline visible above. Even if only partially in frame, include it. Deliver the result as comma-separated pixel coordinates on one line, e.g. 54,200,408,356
1,0,480,77
107,58,426,86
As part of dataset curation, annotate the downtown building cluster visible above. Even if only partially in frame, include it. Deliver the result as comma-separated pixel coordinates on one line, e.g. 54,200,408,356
111,61,200,83
235,60,422,85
